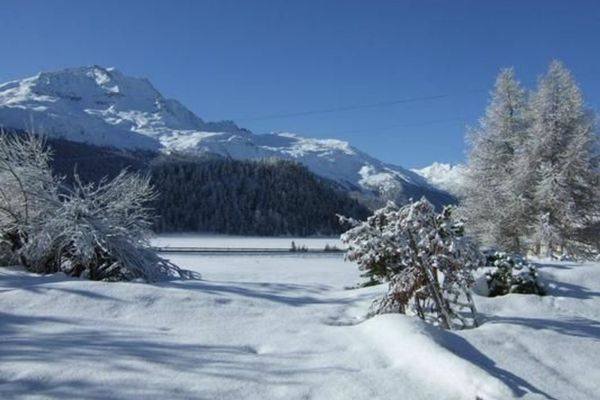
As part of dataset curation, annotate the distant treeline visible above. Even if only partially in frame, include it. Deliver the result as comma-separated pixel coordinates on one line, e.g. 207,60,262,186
150,155,370,235
43,137,369,236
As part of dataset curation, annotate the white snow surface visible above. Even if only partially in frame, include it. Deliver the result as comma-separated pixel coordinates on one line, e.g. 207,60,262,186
151,234,343,250
412,162,468,197
1,236,599,399
0,65,431,194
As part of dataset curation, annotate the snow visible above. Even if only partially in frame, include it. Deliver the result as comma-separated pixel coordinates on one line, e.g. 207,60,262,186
358,316,515,399
0,65,443,199
150,234,343,250
412,162,467,197
1,236,599,399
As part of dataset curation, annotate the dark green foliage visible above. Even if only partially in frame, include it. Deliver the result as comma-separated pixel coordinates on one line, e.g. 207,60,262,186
289,241,308,252
484,252,545,297
48,137,153,183
30,136,370,236
149,155,370,236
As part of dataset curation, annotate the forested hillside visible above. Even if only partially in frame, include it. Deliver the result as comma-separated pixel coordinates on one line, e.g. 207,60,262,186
150,156,370,235
38,137,369,235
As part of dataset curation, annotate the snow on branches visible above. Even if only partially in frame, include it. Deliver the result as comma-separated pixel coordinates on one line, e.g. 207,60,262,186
0,132,60,252
483,252,545,297
340,202,405,285
462,61,600,258
341,198,482,330
0,132,189,281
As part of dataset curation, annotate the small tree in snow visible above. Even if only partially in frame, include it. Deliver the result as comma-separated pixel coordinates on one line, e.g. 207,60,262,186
0,132,60,260
340,202,405,286
342,199,481,330
0,132,188,281
21,172,187,281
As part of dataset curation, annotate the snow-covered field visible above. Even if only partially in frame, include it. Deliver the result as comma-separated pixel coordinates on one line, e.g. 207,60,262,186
1,238,599,399
150,234,343,250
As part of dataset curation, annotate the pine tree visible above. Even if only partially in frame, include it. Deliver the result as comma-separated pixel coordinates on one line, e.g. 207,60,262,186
527,61,599,256
462,61,599,257
462,68,531,252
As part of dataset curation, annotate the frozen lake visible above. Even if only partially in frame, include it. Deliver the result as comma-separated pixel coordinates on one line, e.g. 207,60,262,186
151,234,344,250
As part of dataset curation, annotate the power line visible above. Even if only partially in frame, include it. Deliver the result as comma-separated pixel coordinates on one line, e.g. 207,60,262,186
232,69,600,123
320,115,480,138
234,88,488,122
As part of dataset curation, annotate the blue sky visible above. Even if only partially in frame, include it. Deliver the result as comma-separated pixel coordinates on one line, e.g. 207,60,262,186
1,0,599,168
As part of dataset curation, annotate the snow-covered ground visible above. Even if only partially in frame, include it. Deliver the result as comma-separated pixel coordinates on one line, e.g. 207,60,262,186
1,239,599,399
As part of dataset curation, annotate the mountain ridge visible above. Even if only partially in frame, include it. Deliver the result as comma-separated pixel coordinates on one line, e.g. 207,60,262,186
411,162,467,198
0,65,454,207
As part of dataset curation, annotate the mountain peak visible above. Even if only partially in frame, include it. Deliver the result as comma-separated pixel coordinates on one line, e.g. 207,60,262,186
31,65,160,102
0,65,247,148
0,66,455,208
412,162,467,197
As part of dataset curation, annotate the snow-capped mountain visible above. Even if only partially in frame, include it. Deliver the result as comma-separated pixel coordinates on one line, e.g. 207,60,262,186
0,66,243,150
412,162,467,197
0,65,453,205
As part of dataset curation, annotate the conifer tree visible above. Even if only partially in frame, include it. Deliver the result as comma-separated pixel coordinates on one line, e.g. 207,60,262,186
463,61,599,257
526,61,599,256
463,68,531,252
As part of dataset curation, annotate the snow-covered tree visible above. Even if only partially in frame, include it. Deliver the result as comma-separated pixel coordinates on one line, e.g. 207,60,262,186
463,61,600,258
0,132,189,281
0,132,60,260
526,61,599,256
462,68,531,253
340,202,405,285
21,171,188,281
342,199,481,330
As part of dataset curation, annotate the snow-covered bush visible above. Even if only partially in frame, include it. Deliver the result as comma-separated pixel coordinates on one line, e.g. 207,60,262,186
340,202,405,286
0,132,188,281
484,252,545,296
0,238,19,266
342,199,482,330
0,132,61,263
22,172,189,281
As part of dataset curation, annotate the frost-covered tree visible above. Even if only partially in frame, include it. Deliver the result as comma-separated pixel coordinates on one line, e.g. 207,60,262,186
526,61,599,256
21,171,187,281
340,202,405,285
342,199,481,330
0,132,60,260
463,61,600,257
0,132,188,281
462,68,531,252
